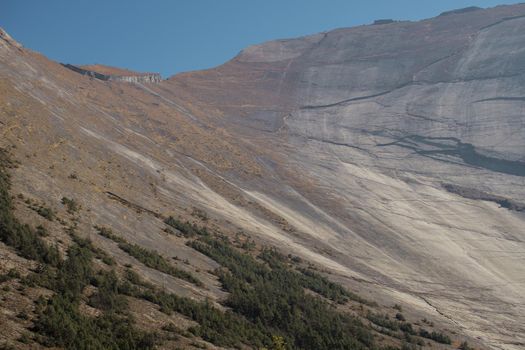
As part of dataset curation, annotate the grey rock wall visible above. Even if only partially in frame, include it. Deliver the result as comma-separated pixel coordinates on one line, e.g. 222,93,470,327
62,64,162,83
190,4,525,349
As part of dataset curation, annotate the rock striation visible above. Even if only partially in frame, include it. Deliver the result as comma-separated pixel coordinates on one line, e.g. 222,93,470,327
62,63,162,83
165,4,525,349
1,3,525,349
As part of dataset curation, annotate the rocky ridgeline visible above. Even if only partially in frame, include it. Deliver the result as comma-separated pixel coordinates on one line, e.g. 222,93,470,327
0,28,23,50
110,73,162,83
61,63,162,83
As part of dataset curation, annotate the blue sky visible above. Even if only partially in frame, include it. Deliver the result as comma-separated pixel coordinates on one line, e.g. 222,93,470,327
1,0,510,77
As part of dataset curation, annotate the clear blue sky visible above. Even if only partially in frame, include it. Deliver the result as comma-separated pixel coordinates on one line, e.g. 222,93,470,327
1,0,510,77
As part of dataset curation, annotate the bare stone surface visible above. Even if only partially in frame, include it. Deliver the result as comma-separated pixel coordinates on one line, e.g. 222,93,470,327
63,63,162,83
1,4,525,349
165,5,525,349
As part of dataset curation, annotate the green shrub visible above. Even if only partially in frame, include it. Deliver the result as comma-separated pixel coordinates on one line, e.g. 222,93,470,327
95,226,202,287
367,312,399,331
89,270,128,311
189,236,376,350
94,226,126,243
0,151,60,266
32,242,156,350
16,311,29,320
35,293,156,350
400,322,415,335
118,242,203,287
259,248,374,305
0,150,155,350
61,197,79,214
35,206,54,221
70,233,115,266
124,285,268,348
17,332,31,344
35,225,48,237
418,328,451,344
164,216,209,237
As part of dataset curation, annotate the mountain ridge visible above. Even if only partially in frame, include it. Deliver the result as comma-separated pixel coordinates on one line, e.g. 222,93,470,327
1,3,525,349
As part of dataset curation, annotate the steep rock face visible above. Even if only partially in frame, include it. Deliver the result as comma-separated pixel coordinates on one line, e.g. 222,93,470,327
1,4,525,350
63,63,162,83
164,4,525,349
111,74,161,83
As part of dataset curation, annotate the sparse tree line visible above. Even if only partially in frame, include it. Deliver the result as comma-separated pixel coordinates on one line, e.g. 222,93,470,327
0,148,464,350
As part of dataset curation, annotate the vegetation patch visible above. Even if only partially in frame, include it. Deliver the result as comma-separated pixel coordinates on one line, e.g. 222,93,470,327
164,216,209,237
0,149,155,349
71,232,115,266
189,235,376,350
95,226,203,287
366,311,451,345
0,148,456,349
61,197,79,214
418,328,451,344
260,248,376,305
121,281,268,347
0,150,60,265
22,196,55,221
32,241,156,350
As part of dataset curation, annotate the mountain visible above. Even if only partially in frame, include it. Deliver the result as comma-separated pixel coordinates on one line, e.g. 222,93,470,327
1,3,524,350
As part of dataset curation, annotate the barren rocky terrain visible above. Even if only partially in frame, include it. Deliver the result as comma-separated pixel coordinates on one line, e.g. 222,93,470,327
1,3,524,349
